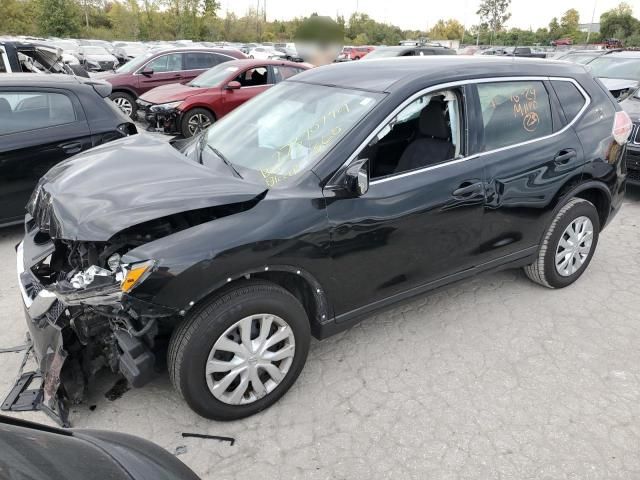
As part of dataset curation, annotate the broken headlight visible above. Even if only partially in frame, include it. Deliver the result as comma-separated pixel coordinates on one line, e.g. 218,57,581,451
120,260,156,293
150,101,183,112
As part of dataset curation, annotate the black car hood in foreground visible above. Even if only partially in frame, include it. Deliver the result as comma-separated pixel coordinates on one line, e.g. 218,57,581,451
32,134,266,241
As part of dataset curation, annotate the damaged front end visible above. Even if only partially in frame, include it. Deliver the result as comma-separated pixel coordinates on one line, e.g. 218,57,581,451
136,99,182,135
4,216,174,427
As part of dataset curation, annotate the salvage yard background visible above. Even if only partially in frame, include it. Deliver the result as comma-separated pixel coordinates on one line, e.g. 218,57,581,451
0,167,639,478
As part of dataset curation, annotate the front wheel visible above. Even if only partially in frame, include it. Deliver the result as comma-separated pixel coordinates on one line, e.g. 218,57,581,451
110,92,136,118
181,108,215,138
168,280,310,420
524,197,600,288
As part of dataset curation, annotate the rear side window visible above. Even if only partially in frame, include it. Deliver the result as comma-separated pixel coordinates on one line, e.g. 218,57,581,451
551,80,586,122
184,52,221,70
477,81,553,151
0,91,76,135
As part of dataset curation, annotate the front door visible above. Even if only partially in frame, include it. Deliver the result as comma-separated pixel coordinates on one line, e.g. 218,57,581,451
323,86,487,318
137,53,184,92
221,66,272,115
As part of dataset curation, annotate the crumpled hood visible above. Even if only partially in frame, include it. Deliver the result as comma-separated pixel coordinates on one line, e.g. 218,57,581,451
599,77,639,93
139,83,209,104
32,134,265,241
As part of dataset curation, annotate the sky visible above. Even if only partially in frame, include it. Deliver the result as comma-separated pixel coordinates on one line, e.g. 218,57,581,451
218,0,634,31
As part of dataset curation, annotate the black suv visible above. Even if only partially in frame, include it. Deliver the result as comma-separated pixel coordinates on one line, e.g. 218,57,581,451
13,57,630,425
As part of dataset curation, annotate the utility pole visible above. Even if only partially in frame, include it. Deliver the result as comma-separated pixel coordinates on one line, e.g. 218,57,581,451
586,0,597,43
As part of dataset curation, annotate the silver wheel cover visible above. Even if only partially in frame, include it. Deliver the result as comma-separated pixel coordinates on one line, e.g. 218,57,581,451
187,113,212,135
555,215,594,277
113,97,132,116
205,314,295,405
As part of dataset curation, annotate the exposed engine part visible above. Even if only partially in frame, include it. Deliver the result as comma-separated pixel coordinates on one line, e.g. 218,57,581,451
70,265,114,289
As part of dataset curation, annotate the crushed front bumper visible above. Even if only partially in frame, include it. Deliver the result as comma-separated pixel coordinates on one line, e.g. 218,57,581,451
1,241,70,426
136,100,182,135
3,220,169,427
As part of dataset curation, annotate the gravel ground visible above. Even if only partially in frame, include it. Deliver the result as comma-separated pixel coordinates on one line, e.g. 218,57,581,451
1,184,639,480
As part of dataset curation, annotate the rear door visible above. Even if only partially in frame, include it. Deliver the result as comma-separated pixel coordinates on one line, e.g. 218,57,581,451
0,88,93,225
468,78,586,264
137,52,184,92
182,52,230,83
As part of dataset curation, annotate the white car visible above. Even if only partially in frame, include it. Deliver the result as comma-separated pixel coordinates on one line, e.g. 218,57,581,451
248,46,286,60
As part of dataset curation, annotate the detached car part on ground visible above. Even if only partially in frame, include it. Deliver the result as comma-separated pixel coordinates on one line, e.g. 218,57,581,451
136,59,309,137
7,57,631,425
0,414,200,480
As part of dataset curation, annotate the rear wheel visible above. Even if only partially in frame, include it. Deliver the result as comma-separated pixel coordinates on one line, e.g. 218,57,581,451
110,92,136,118
524,198,600,288
168,280,310,420
181,108,215,138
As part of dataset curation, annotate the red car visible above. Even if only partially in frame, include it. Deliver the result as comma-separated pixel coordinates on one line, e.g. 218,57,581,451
95,47,246,118
349,46,375,60
136,59,310,137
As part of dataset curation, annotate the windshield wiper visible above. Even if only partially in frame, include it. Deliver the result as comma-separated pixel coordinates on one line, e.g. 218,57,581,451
203,143,243,179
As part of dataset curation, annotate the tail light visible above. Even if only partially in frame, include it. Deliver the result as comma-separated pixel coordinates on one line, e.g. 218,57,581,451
613,111,633,145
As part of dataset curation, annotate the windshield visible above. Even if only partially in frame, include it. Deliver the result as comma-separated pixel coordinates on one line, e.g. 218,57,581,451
588,57,640,80
203,82,384,186
115,52,154,73
560,53,599,64
190,64,239,87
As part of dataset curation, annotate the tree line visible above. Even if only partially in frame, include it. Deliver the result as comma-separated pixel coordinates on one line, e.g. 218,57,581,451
1,0,639,47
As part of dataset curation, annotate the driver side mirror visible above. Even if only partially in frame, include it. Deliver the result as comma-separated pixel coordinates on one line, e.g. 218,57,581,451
345,158,369,196
225,80,241,90
140,67,154,77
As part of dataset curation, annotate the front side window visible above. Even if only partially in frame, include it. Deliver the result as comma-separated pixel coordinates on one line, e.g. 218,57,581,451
235,67,270,87
477,81,553,152
0,91,76,135
362,89,462,179
203,82,383,186
145,53,182,73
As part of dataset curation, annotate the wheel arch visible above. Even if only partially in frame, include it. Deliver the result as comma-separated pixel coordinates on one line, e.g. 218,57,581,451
560,181,612,230
184,265,331,339
110,88,138,99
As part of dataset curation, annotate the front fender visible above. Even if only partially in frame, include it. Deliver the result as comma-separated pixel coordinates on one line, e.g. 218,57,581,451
123,188,331,316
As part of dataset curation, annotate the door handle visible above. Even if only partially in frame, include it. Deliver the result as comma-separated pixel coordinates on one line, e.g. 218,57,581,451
452,182,483,198
60,142,82,154
554,149,577,165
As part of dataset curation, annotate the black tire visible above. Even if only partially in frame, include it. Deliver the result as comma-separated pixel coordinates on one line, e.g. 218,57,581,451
110,91,137,119
524,198,600,288
180,108,215,138
168,280,311,421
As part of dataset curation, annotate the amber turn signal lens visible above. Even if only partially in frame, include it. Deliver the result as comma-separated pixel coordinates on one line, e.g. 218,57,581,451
121,261,154,293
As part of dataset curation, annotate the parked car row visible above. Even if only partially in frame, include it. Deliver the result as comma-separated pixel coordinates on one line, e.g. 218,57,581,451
1,54,635,428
